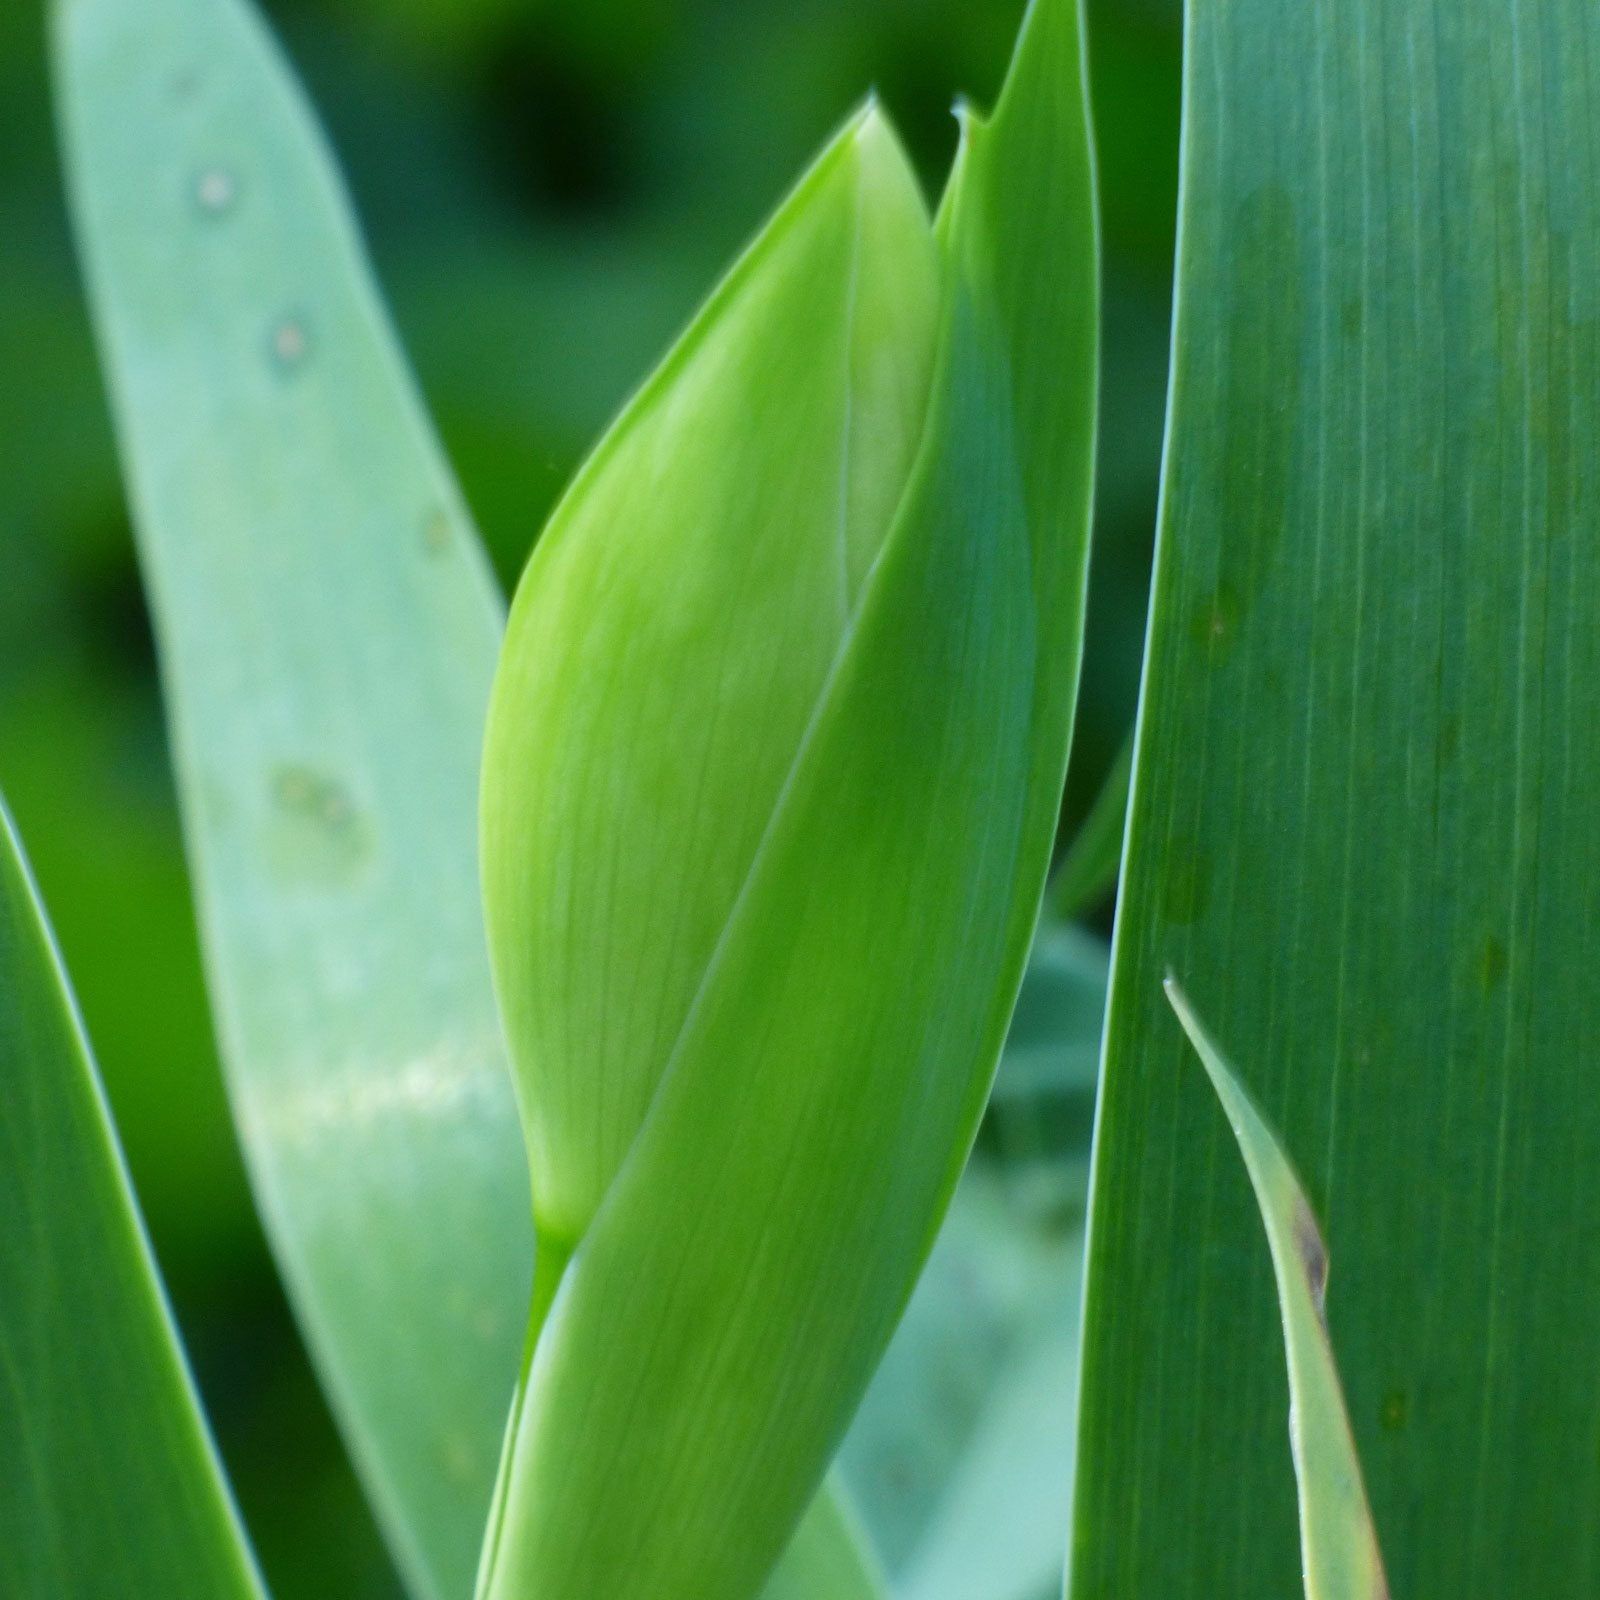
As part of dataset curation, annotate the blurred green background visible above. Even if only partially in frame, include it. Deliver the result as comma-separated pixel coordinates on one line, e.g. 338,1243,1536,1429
0,0,1176,1592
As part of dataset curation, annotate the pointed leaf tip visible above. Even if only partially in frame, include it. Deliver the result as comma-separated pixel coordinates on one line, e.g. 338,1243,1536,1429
1165,978,1389,1600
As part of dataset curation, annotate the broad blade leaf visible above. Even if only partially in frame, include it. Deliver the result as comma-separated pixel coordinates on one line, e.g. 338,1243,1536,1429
53,1,877,1594
0,798,266,1599
1071,0,1600,1593
478,0,1098,1592
1166,980,1388,1600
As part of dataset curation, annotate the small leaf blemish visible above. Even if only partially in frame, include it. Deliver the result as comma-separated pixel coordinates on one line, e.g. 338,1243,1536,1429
194,168,237,216
270,316,311,371
1292,1197,1329,1316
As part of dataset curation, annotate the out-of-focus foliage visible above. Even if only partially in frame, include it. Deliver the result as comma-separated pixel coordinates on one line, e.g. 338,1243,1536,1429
0,1,1177,1594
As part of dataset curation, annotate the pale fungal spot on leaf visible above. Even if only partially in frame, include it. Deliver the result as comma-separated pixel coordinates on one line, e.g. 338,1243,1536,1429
267,763,370,882
257,1037,507,1150
270,316,311,371
194,167,236,216
422,508,453,556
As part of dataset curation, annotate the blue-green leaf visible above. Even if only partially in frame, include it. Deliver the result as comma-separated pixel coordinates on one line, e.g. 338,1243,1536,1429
52,2,525,1590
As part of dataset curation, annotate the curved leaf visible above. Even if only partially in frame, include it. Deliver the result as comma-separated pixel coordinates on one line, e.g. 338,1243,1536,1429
481,100,942,1251
1166,979,1388,1600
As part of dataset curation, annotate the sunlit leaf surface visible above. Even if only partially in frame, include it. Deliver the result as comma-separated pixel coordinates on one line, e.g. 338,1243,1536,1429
1071,1,1600,1594
1166,980,1388,1600
0,799,265,1600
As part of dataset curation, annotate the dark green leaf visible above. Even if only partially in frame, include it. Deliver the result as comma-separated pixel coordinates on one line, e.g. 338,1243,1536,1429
0,797,265,1599
1072,2,1600,1593
1047,735,1131,923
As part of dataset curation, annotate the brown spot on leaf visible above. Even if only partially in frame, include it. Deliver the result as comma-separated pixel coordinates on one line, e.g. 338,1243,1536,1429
1293,1196,1329,1318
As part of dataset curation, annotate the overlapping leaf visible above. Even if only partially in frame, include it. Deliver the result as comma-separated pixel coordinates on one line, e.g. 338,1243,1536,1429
478,0,1098,1593
1166,981,1388,1600
0,798,265,1599
53,0,878,1593
843,920,1104,1600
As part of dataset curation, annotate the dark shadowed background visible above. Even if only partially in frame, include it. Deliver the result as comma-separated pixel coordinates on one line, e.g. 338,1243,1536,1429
0,1,1176,1591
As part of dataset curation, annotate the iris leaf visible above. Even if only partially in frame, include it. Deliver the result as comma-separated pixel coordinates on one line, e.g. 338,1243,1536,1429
0,798,266,1599
53,1,525,1590
1071,0,1600,1593
1166,980,1389,1600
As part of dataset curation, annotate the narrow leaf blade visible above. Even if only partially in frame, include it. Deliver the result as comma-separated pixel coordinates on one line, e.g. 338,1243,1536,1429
1165,979,1388,1600
0,798,266,1599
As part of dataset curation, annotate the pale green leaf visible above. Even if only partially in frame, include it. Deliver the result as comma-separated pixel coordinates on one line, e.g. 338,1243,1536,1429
762,1487,887,1600
53,1,876,1594
0,797,265,1599
1165,979,1388,1600
842,920,1102,1600
1071,2,1600,1591
481,100,942,1253
478,0,1098,1591
53,1,525,1590
845,1177,1084,1600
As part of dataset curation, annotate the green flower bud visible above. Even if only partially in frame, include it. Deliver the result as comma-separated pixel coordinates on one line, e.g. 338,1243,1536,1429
478,1,1098,1594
